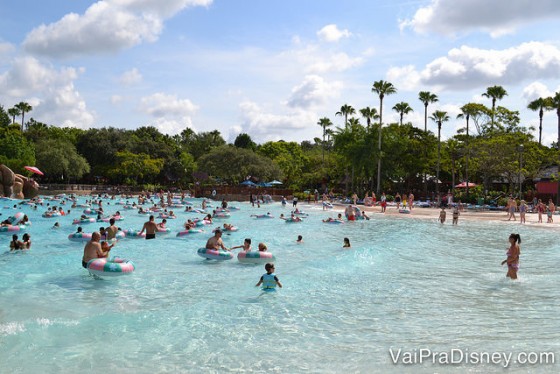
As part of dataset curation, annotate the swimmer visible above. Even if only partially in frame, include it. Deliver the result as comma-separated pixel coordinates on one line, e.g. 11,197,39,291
10,235,24,251
230,238,252,252
452,206,459,225
501,233,521,280
22,233,31,249
258,242,268,252
82,232,104,268
343,237,351,248
297,235,303,243
256,263,282,290
205,229,228,251
53,222,60,229
140,215,158,240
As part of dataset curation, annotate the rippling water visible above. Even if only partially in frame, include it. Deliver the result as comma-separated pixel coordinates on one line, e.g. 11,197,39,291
0,197,559,373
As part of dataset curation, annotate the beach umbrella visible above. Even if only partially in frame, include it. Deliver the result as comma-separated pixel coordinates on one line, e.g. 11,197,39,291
455,182,477,188
269,180,283,185
240,180,256,186
258,182,272,187
24,166,44,176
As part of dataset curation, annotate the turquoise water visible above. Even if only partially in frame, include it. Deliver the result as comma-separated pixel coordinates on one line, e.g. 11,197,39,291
0,196,559,373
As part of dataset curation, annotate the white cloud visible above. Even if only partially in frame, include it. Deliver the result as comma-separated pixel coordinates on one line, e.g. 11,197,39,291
237,101,317,142
400,0,560,37
111,95,124,104
23,0,213,58
119,68,143,85
139,92,198,134
0,57,95,128
277,44,364,75
0,42,15,57
287,75,342,109
388,42,560,91
522,82,553,104
317,24,352,42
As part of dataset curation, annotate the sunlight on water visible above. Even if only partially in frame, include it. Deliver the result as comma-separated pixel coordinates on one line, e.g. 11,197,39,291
0,196,559,373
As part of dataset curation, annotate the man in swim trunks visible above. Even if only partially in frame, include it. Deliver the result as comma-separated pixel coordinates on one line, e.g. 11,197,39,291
82,232,104,268
105,218,118,240
140,215,158,240
205,229,228,250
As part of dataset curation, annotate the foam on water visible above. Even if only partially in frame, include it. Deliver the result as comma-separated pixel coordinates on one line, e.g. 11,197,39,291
0,197,559,373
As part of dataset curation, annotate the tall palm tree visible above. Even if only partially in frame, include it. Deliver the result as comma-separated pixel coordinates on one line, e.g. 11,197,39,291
549,92,560,205
430,110,449,200
527,97,553,145
392,102,413,126
372,80,397,194
482,85,508,130
14,102,32,131
317,117,333,163
457,103,481,198
359,107,379,128
7,107,21,124
418,91,438,132
335,104,355,128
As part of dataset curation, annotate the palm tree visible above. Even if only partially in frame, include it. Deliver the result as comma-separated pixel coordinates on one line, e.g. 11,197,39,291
372,80,397,194
418,91,438,132
482,85,508,130
14,102,32,131
7,107,21,125
359,107,379,128
457,103,482,198
317,117,333,163
527,97,553,145
430,110,449,200
392,102,413,126
335,104,355,128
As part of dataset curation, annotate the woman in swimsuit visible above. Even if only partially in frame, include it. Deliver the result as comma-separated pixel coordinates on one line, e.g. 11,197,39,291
537,199,544,223
501,233,521,280
518,200,527,224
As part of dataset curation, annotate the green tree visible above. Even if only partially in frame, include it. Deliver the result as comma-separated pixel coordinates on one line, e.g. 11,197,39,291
109,151,164,184
418,91,438,132
335,104,355,128
392,102,413,126
34,138,90,181
14,102,32,131
197,145,282,184
258,141,308,188
6,107,20,126
482,85,508,130
317,117,333,164
372,80,397,194
527,97,553,145
0,128,36,171
233,133,256,150
430,110,449,198
359,107,379,128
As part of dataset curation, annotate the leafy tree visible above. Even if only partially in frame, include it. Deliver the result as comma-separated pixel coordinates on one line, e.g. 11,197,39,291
258,141,308,187
418,91,438,132
430,110,449,198
482,85,508,130
197,146,282,184
109,151,164,185
14,102,32,131
0,127,36,171
359,107,379,128
189,130,226,159
4,106,17,127
233,133,256,150
392,102,413,126
372,80,397,194
527,97,553,145
34,138,89,181
335,104,355,128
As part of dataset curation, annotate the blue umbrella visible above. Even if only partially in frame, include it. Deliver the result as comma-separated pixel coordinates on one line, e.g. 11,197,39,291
258,182,272,187
240,180,256,186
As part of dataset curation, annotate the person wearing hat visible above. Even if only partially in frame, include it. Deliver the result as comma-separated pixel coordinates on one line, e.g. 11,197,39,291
205,229,228,251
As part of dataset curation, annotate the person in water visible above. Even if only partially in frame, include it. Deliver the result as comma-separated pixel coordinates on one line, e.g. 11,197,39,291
140,215,158,240
230,238,252,252
343,237,351,248
205,229,228,251
256,263,282,291
10,235,24,251
501,233,521,280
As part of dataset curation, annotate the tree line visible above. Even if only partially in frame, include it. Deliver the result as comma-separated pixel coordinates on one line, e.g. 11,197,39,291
1,82,559,202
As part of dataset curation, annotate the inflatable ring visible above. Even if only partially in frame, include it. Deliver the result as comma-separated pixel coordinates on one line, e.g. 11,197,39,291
197,247,233,261
68,232,92,242
176,229,203,237
125,229,146,238
87,257,135,277
213,213,230,219
237,251,275,264
0,225,25,234
6,212,25,225
156,227,171,234
73,218,96,225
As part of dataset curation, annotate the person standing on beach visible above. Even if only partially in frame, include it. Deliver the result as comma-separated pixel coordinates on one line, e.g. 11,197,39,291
394,193,401,210
501,234,521,280
381,193,387,213
439,208,446,224
452,206,459,225
547,199,555,223
408,192,414,210
507,196,516,221
140,215,158,240
519,200,527,224
537,199,545,223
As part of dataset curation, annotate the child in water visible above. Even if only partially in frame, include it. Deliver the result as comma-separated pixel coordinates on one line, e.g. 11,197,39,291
296,235,303,243
256,263,282,291
343,237,351,248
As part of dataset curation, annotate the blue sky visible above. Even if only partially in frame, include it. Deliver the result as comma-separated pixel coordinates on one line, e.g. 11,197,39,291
1,0,559,144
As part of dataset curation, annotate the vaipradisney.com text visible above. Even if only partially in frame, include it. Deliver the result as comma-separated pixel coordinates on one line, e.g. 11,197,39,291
389,348,555,368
